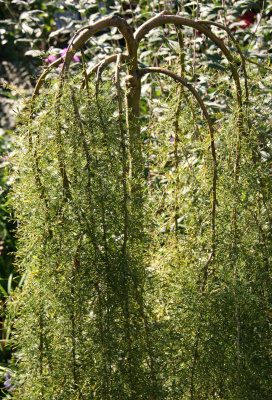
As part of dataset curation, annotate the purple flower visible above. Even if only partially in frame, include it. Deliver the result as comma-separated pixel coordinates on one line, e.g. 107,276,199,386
4,374,12,389
3,155,8,161
3,372,17,392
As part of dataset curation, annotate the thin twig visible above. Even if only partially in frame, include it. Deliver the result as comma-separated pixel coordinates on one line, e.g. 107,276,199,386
94,282,112,400
141,66,218,399
80,49,89,94
247,1,265,49
82,54,129,88
173,28,185,234
115,54,136,398
115,55,128,254
39,312,44,400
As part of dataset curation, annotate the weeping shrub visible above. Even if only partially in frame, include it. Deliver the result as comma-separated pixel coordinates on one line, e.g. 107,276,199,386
6,12,272,400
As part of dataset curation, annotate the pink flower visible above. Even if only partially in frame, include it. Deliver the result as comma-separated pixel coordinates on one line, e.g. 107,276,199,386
45,48,80,65
44,54,58,64
60,48,80,62
60,48,67,58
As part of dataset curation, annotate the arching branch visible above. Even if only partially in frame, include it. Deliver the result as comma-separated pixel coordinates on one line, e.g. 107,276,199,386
139,67,214,136
142,66,219,399
33,16,136,97
81,49,89,93
140,66,217,270
62,15,137,74
53,18,135,203
32,57,63,100
135,12,244,133
198,20,250,105
135,12,237,73
197,20,272,130
81,54,129,88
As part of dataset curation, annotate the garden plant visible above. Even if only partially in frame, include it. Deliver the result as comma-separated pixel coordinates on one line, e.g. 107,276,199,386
4,7,272,400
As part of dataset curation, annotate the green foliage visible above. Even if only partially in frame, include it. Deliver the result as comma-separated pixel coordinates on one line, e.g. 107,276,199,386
0,132,17,379
8,78,159,399
146,75,272,398
1,1,271,67
6,62,272,399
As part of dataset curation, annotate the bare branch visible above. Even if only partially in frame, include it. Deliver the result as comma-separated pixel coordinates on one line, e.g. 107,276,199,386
81,54,129,89
198,20,250,101
61,15,137,74
81,49,89,94
34,15,136,97
135,12,244,133
115,54,128,253
141,66,217,281
140,67,214,135
32,57,63,100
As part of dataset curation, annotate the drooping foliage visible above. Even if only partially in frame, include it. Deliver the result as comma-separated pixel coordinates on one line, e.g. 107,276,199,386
8,69,272,399
10,77,161,399
1,2,272,381
4,9,272,400
146,73,272,398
